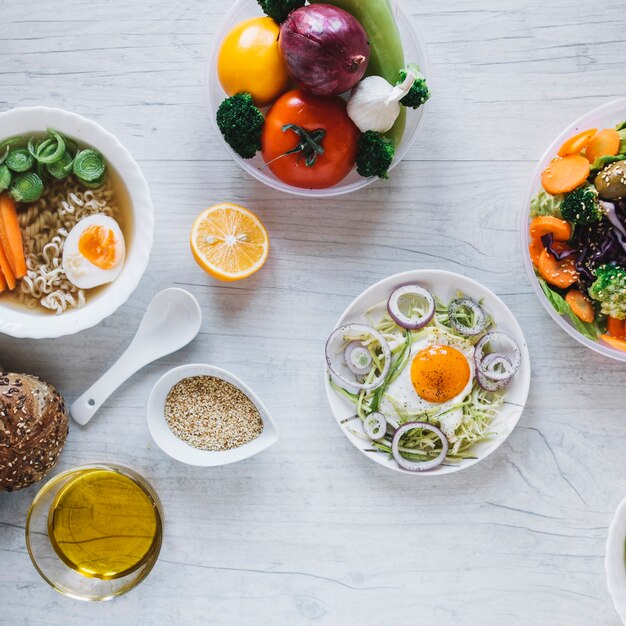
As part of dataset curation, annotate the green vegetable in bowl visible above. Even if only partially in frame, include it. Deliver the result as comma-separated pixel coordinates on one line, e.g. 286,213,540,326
530,189,563,218
6,148,34,173
73,149,106,183
594,160,626,201
257,0,305,23
10,172,44,203
356,130,395,179
0,165,11,193
398,65,430,109
561,185,603,224
589,264,626,320
216,93,264,160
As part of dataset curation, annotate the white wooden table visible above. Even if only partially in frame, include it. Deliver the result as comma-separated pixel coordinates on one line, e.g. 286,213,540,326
2,1,626,624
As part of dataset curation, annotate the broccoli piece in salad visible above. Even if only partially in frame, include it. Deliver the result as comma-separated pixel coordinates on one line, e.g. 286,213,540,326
257,0,305,22
355,131,395,180
561,185,603,225
398,65,430,109
588,263,626,320
216,93,264,160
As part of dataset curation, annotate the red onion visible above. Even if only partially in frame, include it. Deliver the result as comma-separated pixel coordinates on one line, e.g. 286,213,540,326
391,422,449,472
474,331,521,391
447,298,488,336
363,412,387,440
387,284,435,330
279,4,370,97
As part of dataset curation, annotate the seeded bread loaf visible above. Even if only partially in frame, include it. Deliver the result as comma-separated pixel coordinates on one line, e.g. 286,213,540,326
0,372,68,492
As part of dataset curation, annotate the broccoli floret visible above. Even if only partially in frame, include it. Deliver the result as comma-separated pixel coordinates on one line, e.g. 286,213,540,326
398,65,430,109
257,0,305,22
216,93,264,160
356,131,395,179
589,264,626,320
561,185,603,225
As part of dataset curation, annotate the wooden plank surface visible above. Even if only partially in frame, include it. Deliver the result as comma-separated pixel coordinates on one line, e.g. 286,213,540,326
1,0,626,624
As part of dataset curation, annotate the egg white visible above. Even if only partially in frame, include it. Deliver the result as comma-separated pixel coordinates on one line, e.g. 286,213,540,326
380,329,475,441
63,214,125,289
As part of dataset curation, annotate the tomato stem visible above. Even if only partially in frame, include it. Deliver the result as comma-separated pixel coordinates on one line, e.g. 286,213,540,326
265,124,326,169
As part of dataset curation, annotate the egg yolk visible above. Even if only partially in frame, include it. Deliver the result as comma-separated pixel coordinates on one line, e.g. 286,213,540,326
410,344,470,403
78,225,119,270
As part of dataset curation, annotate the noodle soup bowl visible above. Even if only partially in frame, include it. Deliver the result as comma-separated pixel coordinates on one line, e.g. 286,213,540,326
0,107,153,338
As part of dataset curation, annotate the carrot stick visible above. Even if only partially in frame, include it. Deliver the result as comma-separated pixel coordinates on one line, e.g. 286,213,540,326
558,128,597,157
600,334,626,352
607,316,626,339
585,128,621,164
0,268,6,293
0,194,26,278
541,155,590,195
0,240,16,290
565,289,594,322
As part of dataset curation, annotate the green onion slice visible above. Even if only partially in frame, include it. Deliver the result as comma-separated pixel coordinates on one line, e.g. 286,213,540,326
46,151,74,180
0,146,9,166
0,165,12,193
6,148,35,173
36,129,66,164
10,172,44,203
80,172,106,189
73,149,106,182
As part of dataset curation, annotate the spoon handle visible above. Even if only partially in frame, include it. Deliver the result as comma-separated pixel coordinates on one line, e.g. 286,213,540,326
70,350,142,425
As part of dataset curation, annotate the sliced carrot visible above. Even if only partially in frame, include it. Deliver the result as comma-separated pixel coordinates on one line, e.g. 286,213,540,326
607,316,626,339
600,334,626,352
565,289,594,322
541,155,590,195
537,245,578,289
585,128,621,164
0,194,26,279
0,241,16,290
529,216,572,241
0,269,6,293
529,236,543,267
558,128,597,156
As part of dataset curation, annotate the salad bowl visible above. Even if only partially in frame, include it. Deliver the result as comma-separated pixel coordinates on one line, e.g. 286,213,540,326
521,98,626,362
207,0,429,198
324,269,531,476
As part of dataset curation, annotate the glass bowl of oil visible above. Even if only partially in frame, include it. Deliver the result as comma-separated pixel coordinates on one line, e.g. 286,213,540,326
25,464,163,601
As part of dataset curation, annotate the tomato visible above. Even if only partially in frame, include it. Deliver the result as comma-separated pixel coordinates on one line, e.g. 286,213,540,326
261,90,359,189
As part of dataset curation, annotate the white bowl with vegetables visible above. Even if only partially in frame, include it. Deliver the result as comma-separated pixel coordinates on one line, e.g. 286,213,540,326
324,270,531,476
521,98,626,362
0,107,153,338
208,0,430,197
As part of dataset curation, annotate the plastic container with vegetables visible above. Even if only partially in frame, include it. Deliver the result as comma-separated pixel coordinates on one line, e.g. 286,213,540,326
210,0,430,193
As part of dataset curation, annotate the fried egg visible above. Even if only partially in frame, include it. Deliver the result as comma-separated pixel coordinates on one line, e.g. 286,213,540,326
63,215,125,289
380,329,475,441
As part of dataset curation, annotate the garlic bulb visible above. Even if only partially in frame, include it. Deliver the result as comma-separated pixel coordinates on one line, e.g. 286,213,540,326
347,71,415,133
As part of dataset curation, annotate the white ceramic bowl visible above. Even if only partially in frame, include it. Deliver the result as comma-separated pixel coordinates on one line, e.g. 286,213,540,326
521,98,626,362
606,494,626,623
147,363,279,466
207,0,429,198
0,107,154,339
324,270,531,476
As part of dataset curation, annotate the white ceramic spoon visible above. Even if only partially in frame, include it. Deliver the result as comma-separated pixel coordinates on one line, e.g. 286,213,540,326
70,288,202,425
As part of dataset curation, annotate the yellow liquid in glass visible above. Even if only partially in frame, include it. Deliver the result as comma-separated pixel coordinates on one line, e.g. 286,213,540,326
47,468,160,580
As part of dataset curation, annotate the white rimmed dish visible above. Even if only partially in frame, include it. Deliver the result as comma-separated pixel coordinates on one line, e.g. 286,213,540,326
521,98,626,362
207,0,429,198
324,270,531,476
0,106,154,339
147,363,279,466
606,494,626,624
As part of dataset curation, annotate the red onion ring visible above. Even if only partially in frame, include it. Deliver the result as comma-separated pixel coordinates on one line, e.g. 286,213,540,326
474,331,521,391
326,323,391,391
447,298,487,336
363,412,387,440
387,285,435,330
391,422,449,472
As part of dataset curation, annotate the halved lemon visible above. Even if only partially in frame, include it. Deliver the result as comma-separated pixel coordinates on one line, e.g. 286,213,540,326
190,203,269,282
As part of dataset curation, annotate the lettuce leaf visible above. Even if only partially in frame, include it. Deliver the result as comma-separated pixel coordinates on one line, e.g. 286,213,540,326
537,277,601,340
530,189,563,218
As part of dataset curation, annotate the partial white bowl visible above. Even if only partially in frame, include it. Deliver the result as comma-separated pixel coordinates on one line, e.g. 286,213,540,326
147,363,279,466
606,494,626,624
324,269,531,476
207,0,429,198
521,98,626,362
0,106,154,339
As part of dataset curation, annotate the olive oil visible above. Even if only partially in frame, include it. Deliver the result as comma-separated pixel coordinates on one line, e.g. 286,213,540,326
47,467,161,580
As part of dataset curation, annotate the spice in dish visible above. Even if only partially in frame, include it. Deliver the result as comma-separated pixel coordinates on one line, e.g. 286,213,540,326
164,376,263,451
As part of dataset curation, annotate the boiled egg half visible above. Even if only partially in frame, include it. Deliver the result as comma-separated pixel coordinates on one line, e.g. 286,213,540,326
63,215,125,289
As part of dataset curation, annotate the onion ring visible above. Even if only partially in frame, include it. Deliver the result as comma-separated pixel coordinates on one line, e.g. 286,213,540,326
325,323,391,391
474,331,521,391
363,412,387,440
387,284,435,330
344,340,373,375
391,422,449,472
447,298,487,336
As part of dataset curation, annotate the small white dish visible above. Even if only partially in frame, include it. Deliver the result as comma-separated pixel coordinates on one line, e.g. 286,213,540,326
324,269,531,476
606,495,626,623
0,106,154,339
147,363,279,466
520,97,626,362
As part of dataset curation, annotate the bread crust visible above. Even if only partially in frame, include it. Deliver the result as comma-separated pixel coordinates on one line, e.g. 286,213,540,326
0,373,68,492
